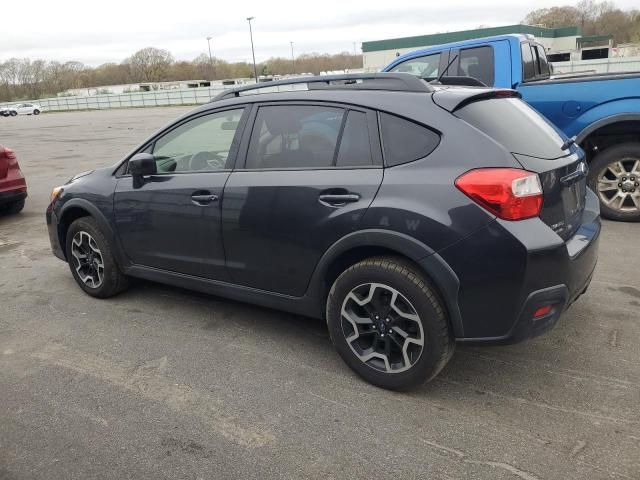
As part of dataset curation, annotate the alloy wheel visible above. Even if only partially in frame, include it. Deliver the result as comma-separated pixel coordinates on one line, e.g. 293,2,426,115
341,283,424,373
71,231,104,288
596,158,640,213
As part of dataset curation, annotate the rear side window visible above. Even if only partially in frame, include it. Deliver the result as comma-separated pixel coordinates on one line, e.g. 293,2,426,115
457,46,494,86
336,111,373,167
521,44,535,82
379,113,440,167
246,105,344,169
456,98,566,159
388,53,441,79
532,45,550,78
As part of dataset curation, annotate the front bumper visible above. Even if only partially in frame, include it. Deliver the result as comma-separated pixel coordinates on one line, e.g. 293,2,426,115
46,203,65,261
441,188,601,344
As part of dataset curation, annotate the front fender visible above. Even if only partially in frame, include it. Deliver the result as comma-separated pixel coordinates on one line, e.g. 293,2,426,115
305,229,464,337
570,99,640,142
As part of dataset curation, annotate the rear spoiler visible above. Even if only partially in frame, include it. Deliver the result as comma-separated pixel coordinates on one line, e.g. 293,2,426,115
432,88,521,113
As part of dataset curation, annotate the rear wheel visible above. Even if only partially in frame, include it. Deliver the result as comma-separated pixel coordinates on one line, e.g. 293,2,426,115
588,143,640,222
326,256,454,390
65,217,129,298
10,111,17,116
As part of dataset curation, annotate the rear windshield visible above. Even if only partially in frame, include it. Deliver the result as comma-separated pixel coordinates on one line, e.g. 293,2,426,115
455,98,566,159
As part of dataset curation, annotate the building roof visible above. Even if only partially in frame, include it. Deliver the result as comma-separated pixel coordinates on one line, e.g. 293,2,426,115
362,24,581,53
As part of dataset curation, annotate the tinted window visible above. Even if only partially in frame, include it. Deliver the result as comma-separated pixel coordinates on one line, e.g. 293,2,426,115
152,108,244,173
521,43,535,82
336,111,373,167
388,53,441,78
457,46,494,86
246,105,344,169
456,98,566,159
379,113,440,166
532,45,550,78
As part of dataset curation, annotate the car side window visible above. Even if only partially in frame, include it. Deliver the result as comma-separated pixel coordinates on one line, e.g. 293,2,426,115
151,108,244,173
379,112,440,167
457,46,494,86
388,53,441,79
532,44,550,79
335,111,373,167
245,105,345,169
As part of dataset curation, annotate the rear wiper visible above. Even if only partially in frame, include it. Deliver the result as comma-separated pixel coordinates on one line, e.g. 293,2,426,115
561,136,576,151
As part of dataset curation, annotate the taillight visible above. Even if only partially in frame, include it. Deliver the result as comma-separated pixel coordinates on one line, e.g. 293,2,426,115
455,168,543,220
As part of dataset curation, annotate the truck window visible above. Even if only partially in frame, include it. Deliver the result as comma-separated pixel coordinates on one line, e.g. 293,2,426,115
457,46,494,86
388,53,441,79
532,45,550,79
521,44,536,82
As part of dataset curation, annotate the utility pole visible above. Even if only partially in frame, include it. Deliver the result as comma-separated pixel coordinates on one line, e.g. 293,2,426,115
290,41,295,74
206,36,214,80
247,17,258,83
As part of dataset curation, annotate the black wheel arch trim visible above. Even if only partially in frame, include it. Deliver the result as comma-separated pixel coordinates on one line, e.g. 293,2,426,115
575,113,640,146
306,229,464,337
57,198,128,265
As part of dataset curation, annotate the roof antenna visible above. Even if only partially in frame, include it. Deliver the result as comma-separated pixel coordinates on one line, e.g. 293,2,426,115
431,54,458,84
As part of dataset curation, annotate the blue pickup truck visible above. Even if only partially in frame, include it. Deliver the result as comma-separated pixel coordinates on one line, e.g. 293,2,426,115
383,34,640,221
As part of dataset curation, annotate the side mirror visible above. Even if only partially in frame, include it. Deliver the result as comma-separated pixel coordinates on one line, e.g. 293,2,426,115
129,153,157,178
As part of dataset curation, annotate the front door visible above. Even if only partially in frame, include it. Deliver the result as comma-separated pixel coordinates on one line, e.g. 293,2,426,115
114,107,247,279
222,103,383,296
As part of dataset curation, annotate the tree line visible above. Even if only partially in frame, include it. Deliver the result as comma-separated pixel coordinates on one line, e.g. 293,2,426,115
0,49,362,102
523,0,640,44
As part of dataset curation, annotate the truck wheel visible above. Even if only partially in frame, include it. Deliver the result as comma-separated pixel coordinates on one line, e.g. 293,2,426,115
65,217,129,298
588,143,640,222
326,256,454,390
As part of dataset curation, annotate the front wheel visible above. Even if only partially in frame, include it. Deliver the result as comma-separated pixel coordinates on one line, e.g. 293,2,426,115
588,143,640,222
65,217,129,298
33,109,40,115
326,257,454,390
10,111,17,116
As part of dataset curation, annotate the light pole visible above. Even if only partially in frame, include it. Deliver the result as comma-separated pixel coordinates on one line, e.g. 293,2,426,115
206,36,214,80
246,17,258,83
290,41,295,74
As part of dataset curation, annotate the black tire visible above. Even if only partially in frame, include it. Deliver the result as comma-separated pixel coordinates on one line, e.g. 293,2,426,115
65,217,129,298
326,256,454,390
33,109,40,115
0,198,25,215
10,111,17,116
588,142,640,222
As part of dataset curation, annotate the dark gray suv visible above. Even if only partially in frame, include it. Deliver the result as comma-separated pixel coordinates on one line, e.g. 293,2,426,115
46,74,600,389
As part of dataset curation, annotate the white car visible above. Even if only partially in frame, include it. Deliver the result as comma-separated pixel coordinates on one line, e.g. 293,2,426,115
13,103,41,115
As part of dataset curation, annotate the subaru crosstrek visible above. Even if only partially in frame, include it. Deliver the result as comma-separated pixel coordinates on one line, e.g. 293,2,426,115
46,73,600,389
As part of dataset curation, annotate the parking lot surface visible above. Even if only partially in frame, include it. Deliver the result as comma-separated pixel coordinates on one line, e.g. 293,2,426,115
1,108,639,479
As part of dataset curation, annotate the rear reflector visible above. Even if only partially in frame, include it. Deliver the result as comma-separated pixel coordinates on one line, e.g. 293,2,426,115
455,168,543,220
533,305,553,318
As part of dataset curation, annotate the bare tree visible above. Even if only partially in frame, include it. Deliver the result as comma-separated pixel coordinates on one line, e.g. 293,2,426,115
124,47,174,83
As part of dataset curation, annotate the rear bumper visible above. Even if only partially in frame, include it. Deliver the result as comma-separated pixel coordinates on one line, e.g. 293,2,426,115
441,188,600,344
0,190,27,206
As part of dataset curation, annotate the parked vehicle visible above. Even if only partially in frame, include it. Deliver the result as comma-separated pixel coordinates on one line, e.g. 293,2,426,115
11,103,41,115
0,107,17,117
46,73,600,389
383,34,640,222
0,145,27,214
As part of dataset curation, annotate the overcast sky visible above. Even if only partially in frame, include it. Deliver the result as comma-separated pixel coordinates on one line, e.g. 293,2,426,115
2,0,638,65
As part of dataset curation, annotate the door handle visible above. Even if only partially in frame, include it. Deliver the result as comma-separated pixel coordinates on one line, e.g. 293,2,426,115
191,194,218,205
318,193,360,206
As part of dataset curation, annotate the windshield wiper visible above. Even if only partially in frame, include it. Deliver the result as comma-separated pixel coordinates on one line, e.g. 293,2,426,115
428,54,458,84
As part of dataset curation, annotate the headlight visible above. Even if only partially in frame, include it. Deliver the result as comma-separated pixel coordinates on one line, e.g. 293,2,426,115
51,186,63,203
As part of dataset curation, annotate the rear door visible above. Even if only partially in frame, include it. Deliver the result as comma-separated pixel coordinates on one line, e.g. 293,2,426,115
222,102,383,296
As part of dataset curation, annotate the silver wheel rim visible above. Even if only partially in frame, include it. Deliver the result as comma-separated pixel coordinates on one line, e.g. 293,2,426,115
596,158,640,213
71,231,104,288
341,283,424,374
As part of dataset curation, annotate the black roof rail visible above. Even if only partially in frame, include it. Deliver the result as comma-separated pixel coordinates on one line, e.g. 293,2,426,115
433,76,488,87
211,73,433,101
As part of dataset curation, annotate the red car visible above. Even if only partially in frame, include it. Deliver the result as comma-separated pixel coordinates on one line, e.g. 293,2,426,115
0,145,27,214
